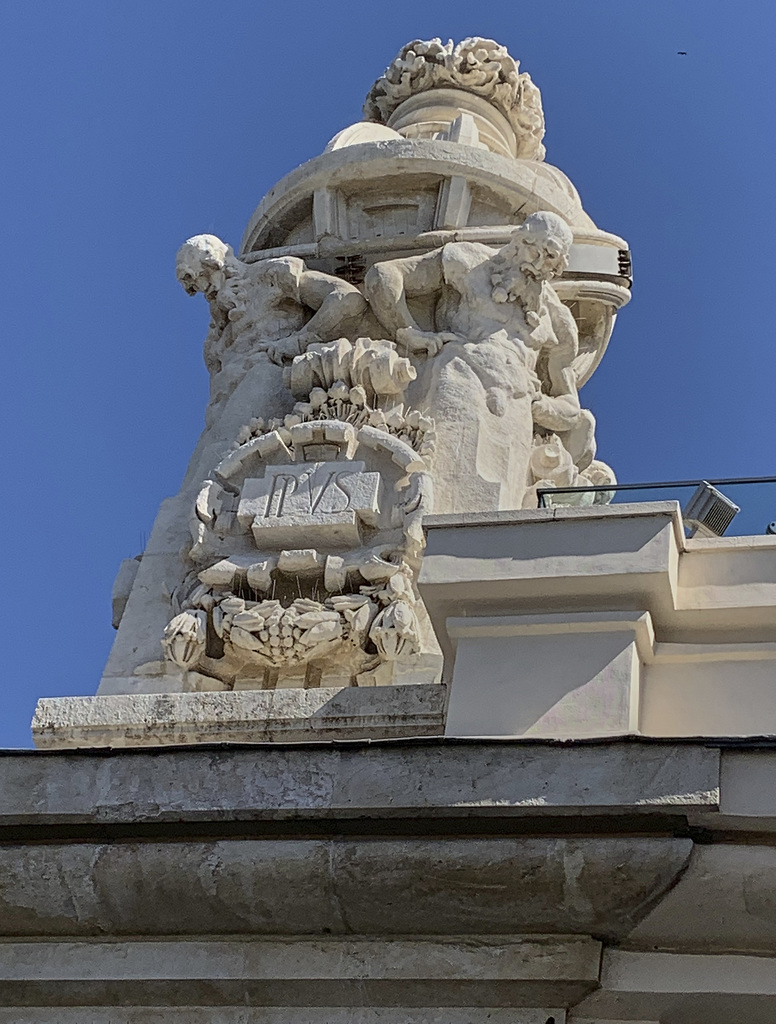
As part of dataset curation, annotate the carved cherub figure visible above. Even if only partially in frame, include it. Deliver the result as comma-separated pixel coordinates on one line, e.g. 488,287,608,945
176,234,368,380
364,212,597,510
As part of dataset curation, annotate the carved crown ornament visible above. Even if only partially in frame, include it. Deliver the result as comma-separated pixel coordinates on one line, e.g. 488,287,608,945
363,37,546,160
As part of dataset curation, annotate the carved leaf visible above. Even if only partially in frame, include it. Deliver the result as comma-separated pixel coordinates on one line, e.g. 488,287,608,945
300,619,343,645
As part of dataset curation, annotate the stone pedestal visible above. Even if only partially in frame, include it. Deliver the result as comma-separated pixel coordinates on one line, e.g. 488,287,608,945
32,684,445,749
446,611,650,738
34,35,635,748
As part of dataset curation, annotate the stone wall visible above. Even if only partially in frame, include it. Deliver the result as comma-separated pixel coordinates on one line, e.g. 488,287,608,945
2,739,776,1021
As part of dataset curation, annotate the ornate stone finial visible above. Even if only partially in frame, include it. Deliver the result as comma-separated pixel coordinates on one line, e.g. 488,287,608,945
364,37,546,160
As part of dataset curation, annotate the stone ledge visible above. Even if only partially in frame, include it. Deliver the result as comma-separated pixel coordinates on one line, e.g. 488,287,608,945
0,1011,562,1024
423,500,682,531
0,936,596,1012
0,935,599,983
31,685,446,750
0,838,691,938
572,949,776,1021
0,740,719,824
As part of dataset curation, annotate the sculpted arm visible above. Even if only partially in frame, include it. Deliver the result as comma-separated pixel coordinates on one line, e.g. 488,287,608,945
262,263,368,364
546,295,580,397
297,271,368,342
364,251,445,352
531,293,582,431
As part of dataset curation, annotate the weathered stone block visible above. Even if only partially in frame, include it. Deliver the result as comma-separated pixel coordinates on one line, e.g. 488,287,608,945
32,685,446,749
237,461,381,548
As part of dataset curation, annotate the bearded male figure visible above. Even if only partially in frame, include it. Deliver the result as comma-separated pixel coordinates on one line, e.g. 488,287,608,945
364,211,596,513
176,234,368,423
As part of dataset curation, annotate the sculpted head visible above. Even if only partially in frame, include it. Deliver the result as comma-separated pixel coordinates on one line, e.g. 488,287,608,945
491,211,573,302
176,234,234,299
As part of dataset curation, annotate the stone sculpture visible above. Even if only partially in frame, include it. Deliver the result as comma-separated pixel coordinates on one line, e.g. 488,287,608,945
365,210,613,511
162,334,437,689
162,206,611,687
95,35,630,699
364,36,546,160
176,235,367,419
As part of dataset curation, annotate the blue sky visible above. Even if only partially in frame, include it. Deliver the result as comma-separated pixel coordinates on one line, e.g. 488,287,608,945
2,1,774,747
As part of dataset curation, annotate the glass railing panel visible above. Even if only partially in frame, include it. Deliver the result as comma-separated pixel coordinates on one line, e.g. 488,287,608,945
537,478,776,539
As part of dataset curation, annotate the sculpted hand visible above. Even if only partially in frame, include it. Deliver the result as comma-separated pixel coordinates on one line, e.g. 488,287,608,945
258,335,304,366
531,393,553,416
396,327,457,357
532,392,582,431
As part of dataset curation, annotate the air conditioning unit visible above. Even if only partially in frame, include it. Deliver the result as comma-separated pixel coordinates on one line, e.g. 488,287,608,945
682,482,740,538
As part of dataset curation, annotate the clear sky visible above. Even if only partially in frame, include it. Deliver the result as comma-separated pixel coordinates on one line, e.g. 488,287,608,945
2,1,775,747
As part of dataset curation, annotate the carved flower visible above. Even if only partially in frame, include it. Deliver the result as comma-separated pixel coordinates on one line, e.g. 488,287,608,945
329,594,379,643
384,407,406,430
162,610,207,670
347,599,378,640
369,601,420,661
364,36,545,160
215,595,352,667
295,607,345,661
